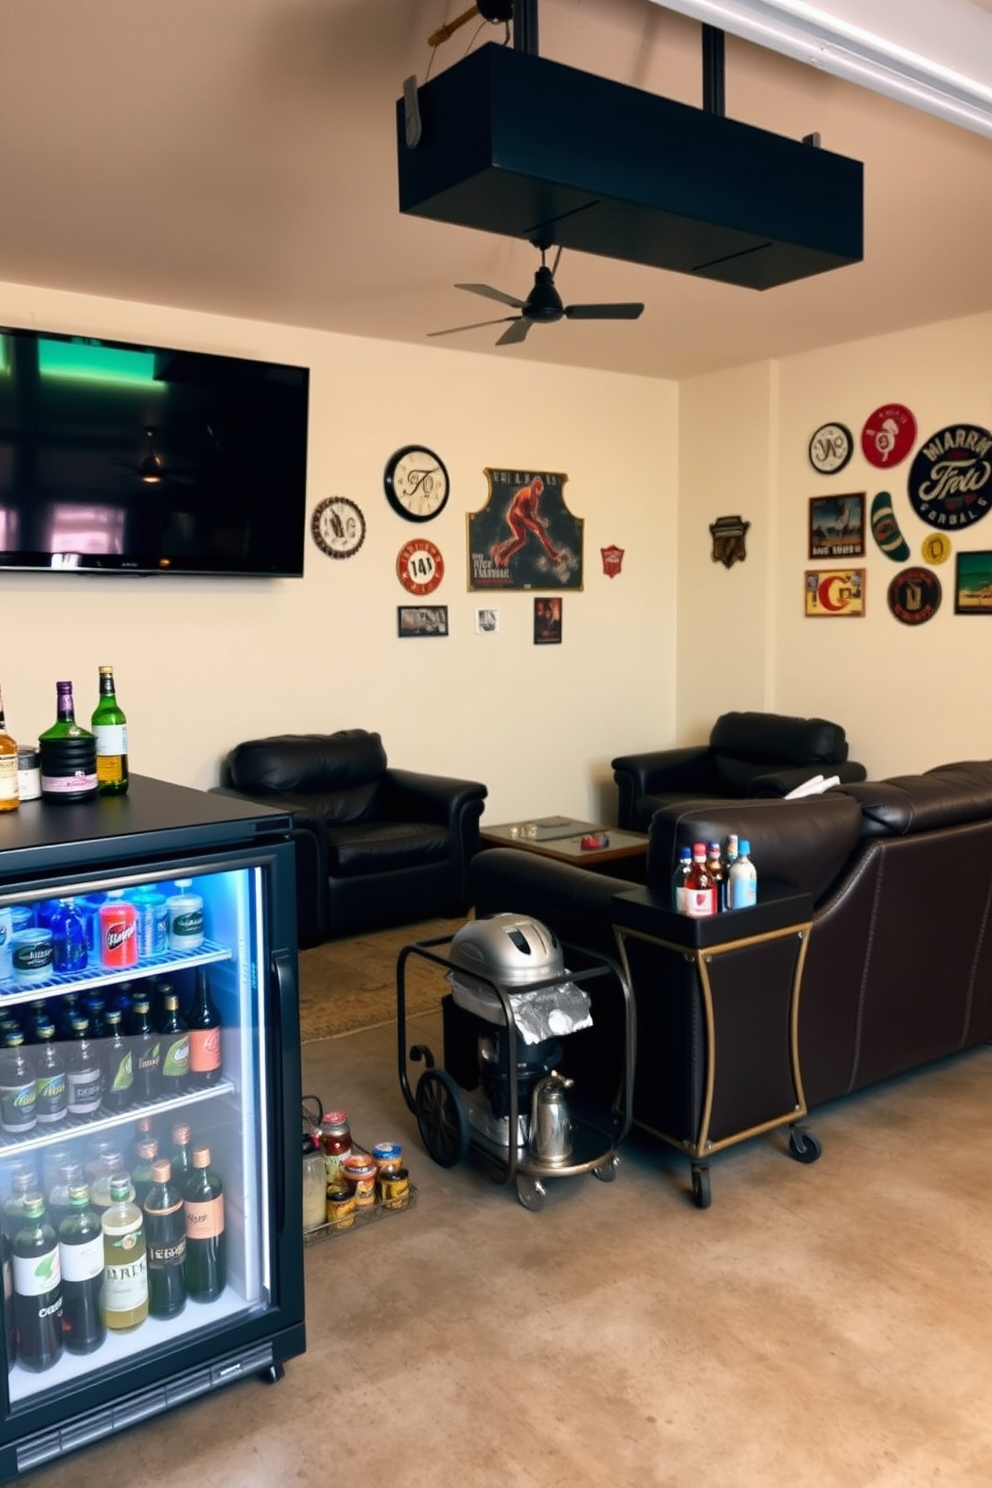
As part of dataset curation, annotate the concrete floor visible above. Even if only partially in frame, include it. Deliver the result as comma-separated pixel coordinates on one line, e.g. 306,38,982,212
21,1008,992,1488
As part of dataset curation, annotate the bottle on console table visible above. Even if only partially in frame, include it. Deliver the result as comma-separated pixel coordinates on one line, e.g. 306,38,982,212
91,664,128,796
39,681,98,803
0,685,19,812
727,839,758,910
683,842,718,918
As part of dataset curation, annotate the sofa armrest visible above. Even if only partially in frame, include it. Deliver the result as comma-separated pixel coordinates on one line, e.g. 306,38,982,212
612,747,714,829
382,769,487,826
210,785,330,948
471,847,636,959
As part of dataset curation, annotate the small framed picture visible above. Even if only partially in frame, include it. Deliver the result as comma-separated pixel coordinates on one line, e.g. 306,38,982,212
534,596,562,644
804,569,866,617
397,605,448,637
954,551,992,613
808,494,864,560
474,607,500,634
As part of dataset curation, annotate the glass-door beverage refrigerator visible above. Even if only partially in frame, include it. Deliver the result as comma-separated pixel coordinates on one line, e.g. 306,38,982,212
0,776,304,1480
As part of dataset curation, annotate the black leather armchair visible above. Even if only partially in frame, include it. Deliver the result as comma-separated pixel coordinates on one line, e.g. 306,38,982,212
212,730,487,947
612,710,866,831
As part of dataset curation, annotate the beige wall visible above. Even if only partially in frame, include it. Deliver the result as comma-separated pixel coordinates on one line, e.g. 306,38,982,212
677,310,992,779
0,282,677,824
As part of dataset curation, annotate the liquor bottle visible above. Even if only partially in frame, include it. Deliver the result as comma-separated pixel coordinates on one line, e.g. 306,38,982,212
12,1195,62,1371
144,1159,187,1319
2,1232,15,1366
91,665,128,796
83,994,106,1041
89,1151,132,1213
2,1171,39,1243
101,1175,148,1332
128,1114,156,1172
0,1031,36,1135
130,996,162,1103
171,1122,193,1186
724,834,739,879
39,681,98,803
66,1016,105,1118
102,1008,134,1114
55,992,81,1042
671,846,692,912
683,842,718,918
58,1182,106,1355
159,993,190,1094
23,1000,51,1044
0,685,19,813
727,839,758,910
130,1137,159,1209
188,969,223,1088
34,1021,68,1128
184,1147,226,1302
706,842,728,912
47,1160,85,1234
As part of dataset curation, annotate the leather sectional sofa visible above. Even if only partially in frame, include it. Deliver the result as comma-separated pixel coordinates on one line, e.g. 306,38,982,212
470,760,992,1119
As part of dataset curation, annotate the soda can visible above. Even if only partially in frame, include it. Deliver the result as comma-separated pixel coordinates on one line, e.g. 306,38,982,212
98,896,138,970
11,929,54,988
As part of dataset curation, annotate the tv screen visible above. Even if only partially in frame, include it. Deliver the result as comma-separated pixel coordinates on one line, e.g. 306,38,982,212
0,327,310,576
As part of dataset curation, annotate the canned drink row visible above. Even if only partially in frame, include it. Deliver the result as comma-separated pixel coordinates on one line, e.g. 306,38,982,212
0,880,205,989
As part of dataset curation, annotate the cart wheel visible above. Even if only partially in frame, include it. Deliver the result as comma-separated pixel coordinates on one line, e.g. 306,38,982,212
415,1068,470,1168
788,1127,823,1164
516,1175,547,1211
592,1153,620,1183
691,1163,712,1210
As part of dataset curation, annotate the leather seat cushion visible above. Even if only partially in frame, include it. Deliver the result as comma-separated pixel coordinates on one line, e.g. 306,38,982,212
326,820,452,875
710,711,848,766
842,759,992,838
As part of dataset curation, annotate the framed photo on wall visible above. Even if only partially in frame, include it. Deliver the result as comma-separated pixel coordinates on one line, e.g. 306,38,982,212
397,605,448,637
534,597,562,644
808,494,864,561
804,569,865,617
954,551,992,613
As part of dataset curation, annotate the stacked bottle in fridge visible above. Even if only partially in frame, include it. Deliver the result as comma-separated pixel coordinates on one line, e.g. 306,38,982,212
0,776,304,1480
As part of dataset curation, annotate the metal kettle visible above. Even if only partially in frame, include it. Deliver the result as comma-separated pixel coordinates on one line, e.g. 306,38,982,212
528,1070,574,1166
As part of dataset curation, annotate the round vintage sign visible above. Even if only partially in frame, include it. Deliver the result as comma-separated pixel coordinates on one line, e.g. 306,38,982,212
808,422,854,475
920,532,952,566
397,537,444,596
861,404,917,469
907,424,992,530
887,566,941,625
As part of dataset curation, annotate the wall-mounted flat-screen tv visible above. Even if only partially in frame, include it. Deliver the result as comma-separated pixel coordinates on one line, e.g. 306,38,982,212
0,327,310,576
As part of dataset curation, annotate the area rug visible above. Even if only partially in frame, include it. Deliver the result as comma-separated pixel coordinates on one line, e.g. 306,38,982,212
298,916,468,1042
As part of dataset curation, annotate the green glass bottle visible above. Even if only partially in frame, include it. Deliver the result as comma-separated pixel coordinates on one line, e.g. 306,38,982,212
91,665,128,796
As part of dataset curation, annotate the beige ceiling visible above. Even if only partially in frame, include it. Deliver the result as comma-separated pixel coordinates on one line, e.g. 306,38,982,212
2,0,991,380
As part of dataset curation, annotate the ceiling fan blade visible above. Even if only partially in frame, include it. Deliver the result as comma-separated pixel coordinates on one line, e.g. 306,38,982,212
427,315,518,338
455,282,527,310
564,303,645,320
496,317,532,346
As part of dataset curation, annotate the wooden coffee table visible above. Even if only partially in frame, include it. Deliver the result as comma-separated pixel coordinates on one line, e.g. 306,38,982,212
480,816,649,874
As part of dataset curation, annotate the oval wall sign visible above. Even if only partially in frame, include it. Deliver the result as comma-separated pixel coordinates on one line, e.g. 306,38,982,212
861,404,917,468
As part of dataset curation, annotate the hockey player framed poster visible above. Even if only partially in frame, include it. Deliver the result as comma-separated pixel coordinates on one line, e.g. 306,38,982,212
468,468,583,591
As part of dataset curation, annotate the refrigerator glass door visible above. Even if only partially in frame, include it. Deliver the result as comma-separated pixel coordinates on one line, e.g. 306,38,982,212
0,859,274,1405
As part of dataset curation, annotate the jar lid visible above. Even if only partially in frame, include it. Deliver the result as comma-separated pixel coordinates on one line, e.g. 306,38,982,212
16,747,39,767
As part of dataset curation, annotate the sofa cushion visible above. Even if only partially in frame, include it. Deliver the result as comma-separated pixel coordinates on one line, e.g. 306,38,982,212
224,731,387,824
710,711,848,766
326,820,452,876
841,759,992,838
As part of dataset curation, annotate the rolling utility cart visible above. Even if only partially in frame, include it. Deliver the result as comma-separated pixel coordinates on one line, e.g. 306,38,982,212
612,887,820,1210
397,914,635,1211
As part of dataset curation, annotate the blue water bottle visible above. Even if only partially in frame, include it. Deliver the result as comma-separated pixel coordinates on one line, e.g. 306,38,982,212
50,899,88,974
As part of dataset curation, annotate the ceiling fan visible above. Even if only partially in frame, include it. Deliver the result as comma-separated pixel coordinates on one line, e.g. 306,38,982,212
428,244,645,346
115,427,195,486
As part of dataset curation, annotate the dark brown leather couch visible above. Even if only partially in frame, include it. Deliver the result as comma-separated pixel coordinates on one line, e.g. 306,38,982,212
212,730,487,947
471,760,992,1113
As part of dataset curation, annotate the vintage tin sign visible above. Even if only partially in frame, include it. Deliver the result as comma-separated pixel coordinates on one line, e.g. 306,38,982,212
710,515,750,568
907,424,992,530
861,404,917,468
887,566,942,625
397,538,444,596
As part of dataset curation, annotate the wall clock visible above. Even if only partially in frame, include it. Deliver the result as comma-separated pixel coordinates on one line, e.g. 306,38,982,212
384,445,450,522
310,496,366,558
397,537,444,596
